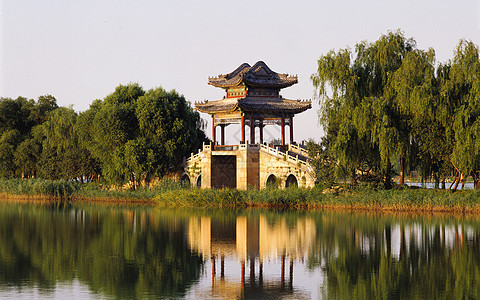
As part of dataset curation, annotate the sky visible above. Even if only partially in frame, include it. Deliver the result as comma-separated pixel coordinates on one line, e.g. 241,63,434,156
1,0,479,143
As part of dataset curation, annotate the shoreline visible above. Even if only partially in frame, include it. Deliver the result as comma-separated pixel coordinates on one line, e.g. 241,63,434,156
2,188,480,214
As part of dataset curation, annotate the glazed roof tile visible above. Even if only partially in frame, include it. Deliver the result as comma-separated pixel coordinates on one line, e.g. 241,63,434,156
195,96,311,114
239,97,311,114
195,98,238,114
208,61,298,89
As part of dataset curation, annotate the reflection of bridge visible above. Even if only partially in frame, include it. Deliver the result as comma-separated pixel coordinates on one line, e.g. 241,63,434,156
187,215,315,298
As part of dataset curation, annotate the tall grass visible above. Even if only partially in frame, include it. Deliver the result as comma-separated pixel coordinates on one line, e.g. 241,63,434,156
0,178,78,200
155,185,480,212
76,178,187,201
1,178,479,212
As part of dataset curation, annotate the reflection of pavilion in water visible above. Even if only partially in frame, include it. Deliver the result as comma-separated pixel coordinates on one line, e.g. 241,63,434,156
187,215,315,299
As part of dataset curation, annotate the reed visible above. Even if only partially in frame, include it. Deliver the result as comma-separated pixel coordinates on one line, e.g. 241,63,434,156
154,185,480,213
1,178,479,212
0,178,78,200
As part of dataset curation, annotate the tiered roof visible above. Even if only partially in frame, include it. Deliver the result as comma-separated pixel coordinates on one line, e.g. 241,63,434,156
195,97,311,114
196,61,311,115
208,61,298,89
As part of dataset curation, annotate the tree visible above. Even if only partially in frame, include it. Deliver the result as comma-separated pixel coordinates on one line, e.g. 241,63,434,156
0,95,58,178
0,129,22,178
312,30,417,188
447,41,480,189
306,139,336,187
135,87,207,181
79,84,207,187
0,97,34,136
389,48,438,185
87,85,143,185
14,136,42,178
37,106,97,181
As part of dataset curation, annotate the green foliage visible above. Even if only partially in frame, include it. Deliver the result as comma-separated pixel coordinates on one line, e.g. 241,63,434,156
78,84,207,187
0,129,22,178
0,96,59,179
1,178,480,212
306,139,336,187
14,137,42,178
0,97,35,136
34,107,98,181
135,87,207,177
449,41,480,178
1,83,207,186
0,178,78,199
312,31,480,190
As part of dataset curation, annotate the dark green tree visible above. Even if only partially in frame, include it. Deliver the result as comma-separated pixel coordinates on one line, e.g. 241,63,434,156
78,83,207,187
0,95,58,178
75,84,144,184
135,87,207,181
0,129,22,178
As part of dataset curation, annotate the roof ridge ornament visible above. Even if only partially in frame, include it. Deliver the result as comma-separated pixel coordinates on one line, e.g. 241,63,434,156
208,61,298,89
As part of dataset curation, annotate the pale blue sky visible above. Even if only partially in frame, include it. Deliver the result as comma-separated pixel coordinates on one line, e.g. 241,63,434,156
1,0,479,142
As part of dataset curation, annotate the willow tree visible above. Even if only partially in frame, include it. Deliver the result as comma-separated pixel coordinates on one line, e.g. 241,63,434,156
390,48,440,185
447,41,480,189
312,31,416,188
311,48,370,183
36,106,97,180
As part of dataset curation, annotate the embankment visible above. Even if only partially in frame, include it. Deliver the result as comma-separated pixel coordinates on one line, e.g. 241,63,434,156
1,179,480,213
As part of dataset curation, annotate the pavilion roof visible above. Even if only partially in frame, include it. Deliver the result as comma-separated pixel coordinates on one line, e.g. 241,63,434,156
195,96,311,115
208,61,298,89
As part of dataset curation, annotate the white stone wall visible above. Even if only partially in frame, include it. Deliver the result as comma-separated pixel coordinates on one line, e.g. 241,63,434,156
184,143,316,189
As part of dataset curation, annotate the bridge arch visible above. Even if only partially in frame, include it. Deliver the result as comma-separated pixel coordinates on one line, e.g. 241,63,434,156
285,174,298,188
196,175,202,188
180,174,190,186
266,174,279,188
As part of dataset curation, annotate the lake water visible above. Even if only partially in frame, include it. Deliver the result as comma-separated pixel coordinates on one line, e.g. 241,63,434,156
406,182,475,189
1,201,480,299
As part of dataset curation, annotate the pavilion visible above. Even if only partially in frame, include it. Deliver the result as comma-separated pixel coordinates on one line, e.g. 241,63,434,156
184,62,315,189
195,61,311,146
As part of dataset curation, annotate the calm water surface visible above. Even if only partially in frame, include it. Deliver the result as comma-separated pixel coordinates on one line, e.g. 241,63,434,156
1,201,480,299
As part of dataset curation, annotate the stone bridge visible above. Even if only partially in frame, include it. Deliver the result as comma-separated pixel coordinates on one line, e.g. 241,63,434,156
182,143,315,189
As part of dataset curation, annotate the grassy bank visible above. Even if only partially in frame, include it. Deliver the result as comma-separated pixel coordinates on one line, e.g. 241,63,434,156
1,179,479,213
155,186,480,213
0,178,185,202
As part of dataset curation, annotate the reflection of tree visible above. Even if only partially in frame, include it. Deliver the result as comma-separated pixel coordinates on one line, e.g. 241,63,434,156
313,212,480,299
0,204,202,298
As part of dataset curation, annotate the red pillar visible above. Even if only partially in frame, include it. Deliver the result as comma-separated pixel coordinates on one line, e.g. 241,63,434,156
289,116,294,144
220,125,225,145
259,120,264,144
250,117,255,144
241,116,245,143
281,117,285,146
212,115,216,145
241,261,245,291
212,255,216,286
